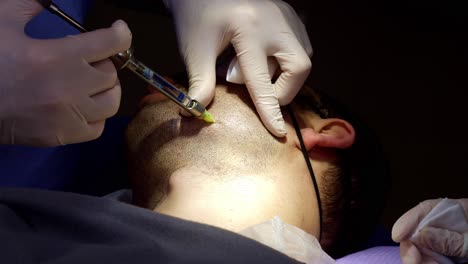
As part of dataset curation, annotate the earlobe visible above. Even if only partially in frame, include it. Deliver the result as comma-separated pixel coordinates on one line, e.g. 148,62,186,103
295,118,355,151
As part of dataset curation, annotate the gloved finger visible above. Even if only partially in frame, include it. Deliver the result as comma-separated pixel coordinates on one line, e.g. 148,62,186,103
79,78,122,123
88,60,121,121
18,37,117,97
272,36,312,106
73,60,120,123
294,20,313,57
421,259,439,264
419,227,468,258
59,107,106,145
50,20,132,63
83,81,121,123
392,199,444,242
77,120,106,144
231,42,286,137
182,41,218,116
226,56,278,85
87,59,119,96
457,199,468,215
400,240,423,264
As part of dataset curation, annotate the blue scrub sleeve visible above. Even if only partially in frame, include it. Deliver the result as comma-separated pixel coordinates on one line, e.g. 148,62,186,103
0,117,131,195
25,0,95,39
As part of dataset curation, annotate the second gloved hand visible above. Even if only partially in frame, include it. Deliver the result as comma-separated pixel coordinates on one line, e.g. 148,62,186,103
0,0,132,146
392,198,468,264
165,0,312,137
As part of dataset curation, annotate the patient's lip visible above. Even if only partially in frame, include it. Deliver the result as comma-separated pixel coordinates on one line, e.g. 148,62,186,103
140,77,180,108
139,88,167,108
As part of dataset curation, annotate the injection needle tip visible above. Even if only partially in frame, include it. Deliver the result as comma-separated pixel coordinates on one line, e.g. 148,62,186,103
200,110,215,123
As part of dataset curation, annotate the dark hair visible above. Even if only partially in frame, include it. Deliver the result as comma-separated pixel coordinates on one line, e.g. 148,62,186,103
294,83,390,258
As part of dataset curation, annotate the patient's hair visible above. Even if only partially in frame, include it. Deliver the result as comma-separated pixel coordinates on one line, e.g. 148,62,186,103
294,82,390,258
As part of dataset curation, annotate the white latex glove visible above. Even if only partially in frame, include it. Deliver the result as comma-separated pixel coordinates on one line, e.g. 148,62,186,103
392,198,468,264
0,0,132,146
165,0,312,137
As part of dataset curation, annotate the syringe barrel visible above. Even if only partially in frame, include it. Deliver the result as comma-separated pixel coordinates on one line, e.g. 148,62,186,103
124,58,205,117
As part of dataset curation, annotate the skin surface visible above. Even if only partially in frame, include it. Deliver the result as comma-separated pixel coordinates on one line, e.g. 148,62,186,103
126,81,352,238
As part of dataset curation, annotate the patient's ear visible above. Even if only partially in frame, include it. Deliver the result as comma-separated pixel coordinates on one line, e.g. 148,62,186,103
295,118,355,150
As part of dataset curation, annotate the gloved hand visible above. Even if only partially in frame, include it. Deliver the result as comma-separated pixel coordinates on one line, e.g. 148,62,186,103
392,198,468,264
165,0,312,137
0,0,132,146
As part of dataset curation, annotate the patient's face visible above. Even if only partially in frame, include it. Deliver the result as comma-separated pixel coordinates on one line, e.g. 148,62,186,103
126,82,330,237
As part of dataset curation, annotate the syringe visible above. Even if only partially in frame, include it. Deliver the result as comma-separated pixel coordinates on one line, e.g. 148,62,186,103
37,0,215,123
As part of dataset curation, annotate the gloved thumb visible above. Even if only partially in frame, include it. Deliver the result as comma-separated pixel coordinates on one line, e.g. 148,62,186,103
54,19,132,63
183,47,217,115
392,199,443,243
419,227,468,258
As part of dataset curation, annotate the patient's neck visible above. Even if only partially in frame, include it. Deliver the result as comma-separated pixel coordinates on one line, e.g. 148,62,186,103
151,165,320,237
152,166,276,232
